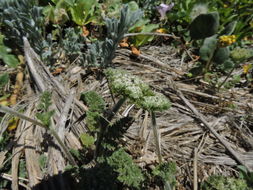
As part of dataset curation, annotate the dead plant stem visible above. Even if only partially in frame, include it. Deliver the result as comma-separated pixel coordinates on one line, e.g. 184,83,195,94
150,111,162,164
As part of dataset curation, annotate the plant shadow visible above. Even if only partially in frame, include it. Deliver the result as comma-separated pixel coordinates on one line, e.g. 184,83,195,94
33,162,120,190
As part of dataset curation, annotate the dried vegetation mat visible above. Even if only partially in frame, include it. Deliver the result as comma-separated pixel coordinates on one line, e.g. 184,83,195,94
0,40,253,190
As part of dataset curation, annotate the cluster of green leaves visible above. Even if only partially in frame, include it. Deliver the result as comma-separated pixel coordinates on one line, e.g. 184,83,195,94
0,34,19,68
152,161,177,190
106,148,144,189
74,87,152,189
39,154,48,173
66,147,145,190
69,90,144,189
0,132,12,189
182,3,253,89
101,116,133,153
36,91,55,126
201,175,253,190
0,0,88,66
18,159,28,179
188,6,233,73
0,0,44,53
131,0,253,88
43,0,101,26
86,4,143,68
208,0,253,41
79,91,105,148
126,1,159,47
80,91,105,132
41,27,86,64
0,74,9,91
238,165,253,188
0,34,19,90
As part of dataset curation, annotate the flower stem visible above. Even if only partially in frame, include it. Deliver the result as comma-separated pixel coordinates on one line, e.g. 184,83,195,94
217,66,235,91
150,111,162,164
95,97,127,159
108,97,127,121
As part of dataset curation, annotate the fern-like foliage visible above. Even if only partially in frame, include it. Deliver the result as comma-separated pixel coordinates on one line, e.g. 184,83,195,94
0,0,44,53
36,91,55,127
81,91,105,112
107,148,144,189
80,91,105,131
152,162,177,189
201,175,252,190
86,4,143,68
102,116,133,152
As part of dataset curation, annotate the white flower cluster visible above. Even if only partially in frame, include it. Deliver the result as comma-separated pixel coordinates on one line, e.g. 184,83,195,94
105,68,171,111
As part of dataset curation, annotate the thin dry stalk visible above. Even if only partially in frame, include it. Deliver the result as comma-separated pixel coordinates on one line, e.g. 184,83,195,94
194,148,198,190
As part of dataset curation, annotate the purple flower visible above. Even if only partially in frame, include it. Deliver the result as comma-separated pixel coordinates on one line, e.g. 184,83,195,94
157,3,174,20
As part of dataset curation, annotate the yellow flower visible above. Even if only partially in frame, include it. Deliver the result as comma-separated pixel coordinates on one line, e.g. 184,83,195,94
156,28,167,33
243,64,252,74
219,35,236,47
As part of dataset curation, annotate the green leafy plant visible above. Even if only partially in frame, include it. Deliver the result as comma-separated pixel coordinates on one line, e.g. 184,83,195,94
81,91,105,113
152,161,177,190
80,90,105,131
186,1,253,85
187,4,248,90
0,34,19,68
39,154,47,173
0,74,9,90
129,18,159,47
201,175,252,190
237,165,253,188
36,91,55,126
190,10,226,72
217,47,253,90
0,34,19,95
212,0,253,41
43,0,100,25
127,1,159,47
69,0,99,25
190,12,220,40
0,0,45,53
101,116,133,154
86,4,143,68
80,133,95,148
107,148,144,189
41,27,86,65
33,91,76,166
43,0,70,24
